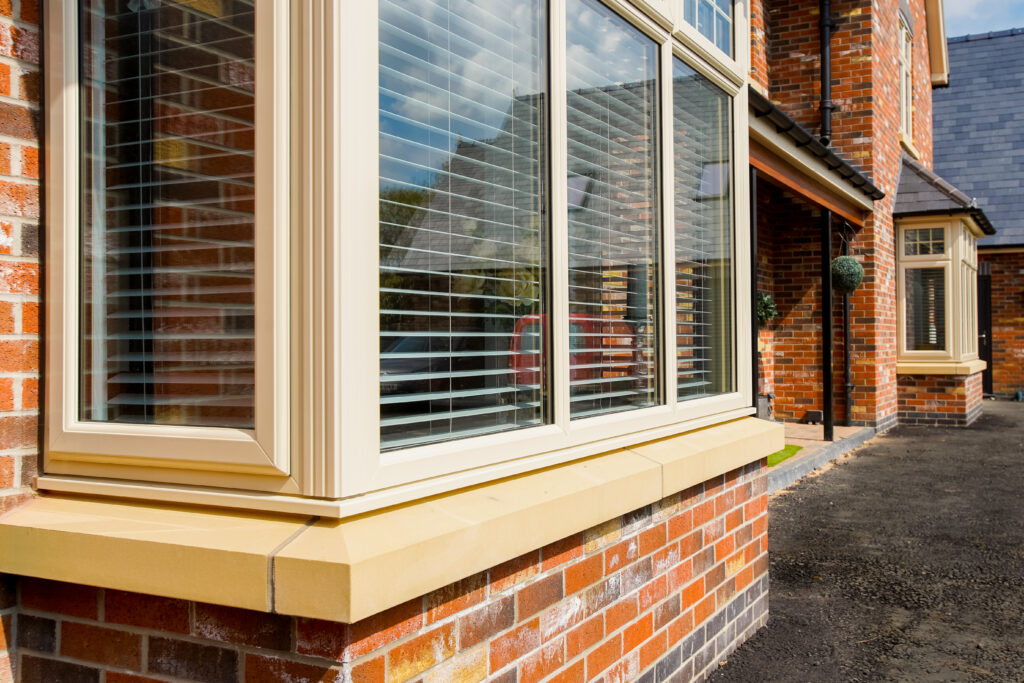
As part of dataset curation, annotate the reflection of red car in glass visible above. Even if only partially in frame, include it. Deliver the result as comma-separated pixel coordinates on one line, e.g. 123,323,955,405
509,314,646,394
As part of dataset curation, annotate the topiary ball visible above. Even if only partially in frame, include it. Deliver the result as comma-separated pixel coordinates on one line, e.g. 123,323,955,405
831,255,864,294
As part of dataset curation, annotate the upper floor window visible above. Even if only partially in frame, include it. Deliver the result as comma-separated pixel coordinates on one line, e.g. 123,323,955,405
46,0,750,516
682,0,733,55
899,13,913,138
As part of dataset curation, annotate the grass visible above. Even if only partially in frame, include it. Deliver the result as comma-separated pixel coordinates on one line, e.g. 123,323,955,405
767,444,803,467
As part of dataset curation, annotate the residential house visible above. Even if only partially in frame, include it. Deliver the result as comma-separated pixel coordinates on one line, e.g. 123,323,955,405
933,28,1024,398
0,1,987,682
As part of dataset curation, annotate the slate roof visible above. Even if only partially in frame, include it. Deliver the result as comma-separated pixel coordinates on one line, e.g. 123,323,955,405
894,154,995,234
932,28,1024,247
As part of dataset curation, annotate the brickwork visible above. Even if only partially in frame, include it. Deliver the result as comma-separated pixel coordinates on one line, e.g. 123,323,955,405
897,371,983,426
749,0,770,92
0,0,39,515
2,463,769,683
980,251,1024,396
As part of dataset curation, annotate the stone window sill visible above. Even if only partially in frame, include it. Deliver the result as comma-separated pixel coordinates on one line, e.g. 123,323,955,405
896,359,987,376
0,418,782,623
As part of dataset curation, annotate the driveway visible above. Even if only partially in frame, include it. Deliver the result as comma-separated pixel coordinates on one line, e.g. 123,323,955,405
710,400,1024,682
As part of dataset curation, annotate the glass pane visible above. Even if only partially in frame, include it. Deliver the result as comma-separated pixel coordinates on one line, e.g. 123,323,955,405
673,59,733,400
80,0,257,428
379,0,549,450
566,0,659,420
905,268,946,351
904,227,944,256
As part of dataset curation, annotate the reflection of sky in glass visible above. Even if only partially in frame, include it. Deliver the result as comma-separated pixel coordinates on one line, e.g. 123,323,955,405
682,0,732,54
379,0,544,190
565,0,656,91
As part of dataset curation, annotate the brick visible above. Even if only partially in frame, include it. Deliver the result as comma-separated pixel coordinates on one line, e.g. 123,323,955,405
297,598,421,661
61,622,141,669
244,654,343,683
0,458,11,488
148,637,239,683
582,575,620,617
105,590,189,634
541,533,584,571
489,618,540,672
517,573,563,621
194,602,291,650
22,301,38,334
0,339,38,373
422,646,486,683
638,524,667,556
352,657,386,683
667,610,694,646
604,537,639,573
20,656,99,683
425,572,487,625
0,262,38,294
584,518,622,554
681,578,704,611
565,554,603,595
694,594,716,624
585,633,621,680
621,557,652,595
0,301,11,333
20,578,99,620
0,102,36,141
638,574,667,612
622,613,652,654
20,146,37,179
459,595,514,650
387,623,456,683
491,551,541,594
654,593,681,631
605,595,638,634
566,613,603,659
518,639,564,683
667,510,692,541
639,628,668,669
540,595,586,641
547,660,585,683
16,614,55,653
21,377,37,410
106,674,166,683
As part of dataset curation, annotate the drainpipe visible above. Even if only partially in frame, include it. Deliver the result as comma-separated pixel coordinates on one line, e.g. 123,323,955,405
819,0,837,145
750,167,759,411
822,210,834,442
842,230,853,426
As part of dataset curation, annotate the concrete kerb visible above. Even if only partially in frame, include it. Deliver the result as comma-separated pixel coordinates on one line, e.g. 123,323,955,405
766,426,876,493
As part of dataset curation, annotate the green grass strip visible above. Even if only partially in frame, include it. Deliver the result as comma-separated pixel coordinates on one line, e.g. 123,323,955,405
767,444,803,467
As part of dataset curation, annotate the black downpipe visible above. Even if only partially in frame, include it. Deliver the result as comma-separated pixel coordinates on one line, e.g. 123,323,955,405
842,234,853,426
750,168,759,410
822,210,834,441
819,0,837,145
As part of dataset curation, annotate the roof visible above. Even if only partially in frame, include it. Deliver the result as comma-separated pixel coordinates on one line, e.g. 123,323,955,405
932,28,1024,246
894,153,996,234
747,87,885,201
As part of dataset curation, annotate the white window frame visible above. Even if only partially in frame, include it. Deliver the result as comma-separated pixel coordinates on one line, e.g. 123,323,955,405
899,15,914,141
42,0,754,517
896,217,981,364
44,0,297,492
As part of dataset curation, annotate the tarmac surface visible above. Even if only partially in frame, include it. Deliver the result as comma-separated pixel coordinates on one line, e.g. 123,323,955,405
710,400,1024,682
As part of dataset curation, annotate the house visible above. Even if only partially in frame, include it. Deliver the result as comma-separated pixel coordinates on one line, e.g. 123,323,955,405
0,1,986,682
932,28,1024,399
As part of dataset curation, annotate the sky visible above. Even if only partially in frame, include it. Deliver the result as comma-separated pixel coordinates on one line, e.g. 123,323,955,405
943,0,1024,37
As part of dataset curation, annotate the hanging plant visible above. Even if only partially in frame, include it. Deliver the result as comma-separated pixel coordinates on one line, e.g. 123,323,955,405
831,255,864,294
757,291,778,328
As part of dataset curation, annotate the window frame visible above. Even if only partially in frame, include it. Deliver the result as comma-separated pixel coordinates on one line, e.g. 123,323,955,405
896,217,981,364
44,0,298,492
42,0,753,517
898,14,914,141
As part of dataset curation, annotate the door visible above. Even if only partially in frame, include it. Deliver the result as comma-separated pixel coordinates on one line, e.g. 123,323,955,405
978,261,993,395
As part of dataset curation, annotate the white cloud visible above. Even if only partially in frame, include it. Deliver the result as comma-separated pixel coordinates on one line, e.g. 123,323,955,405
943,0,1024,36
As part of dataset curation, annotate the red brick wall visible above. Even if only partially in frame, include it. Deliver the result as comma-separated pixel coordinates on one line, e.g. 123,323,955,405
981,252,1024,396
2,464,769,683
749,0,770,92
897,371,983,426
0,0,40,515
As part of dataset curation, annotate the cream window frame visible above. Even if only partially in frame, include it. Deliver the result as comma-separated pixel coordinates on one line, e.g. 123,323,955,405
896,217,982,366
41,0,754,518
43,0,298,493
899,15,914,141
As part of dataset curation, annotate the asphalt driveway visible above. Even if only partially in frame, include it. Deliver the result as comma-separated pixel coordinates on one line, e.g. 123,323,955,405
710,400,1024,682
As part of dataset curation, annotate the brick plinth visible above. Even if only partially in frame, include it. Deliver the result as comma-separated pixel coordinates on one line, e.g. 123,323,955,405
897,372,983,426
2,463,769,683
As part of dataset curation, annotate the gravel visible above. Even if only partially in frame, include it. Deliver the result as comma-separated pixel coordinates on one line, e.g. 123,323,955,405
709,400,1024,683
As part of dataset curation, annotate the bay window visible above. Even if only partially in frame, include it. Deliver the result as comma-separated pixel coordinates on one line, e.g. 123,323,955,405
44,0,751,517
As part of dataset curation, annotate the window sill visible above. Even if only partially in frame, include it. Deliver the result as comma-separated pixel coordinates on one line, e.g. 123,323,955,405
0,417,782,622
896,359,987,376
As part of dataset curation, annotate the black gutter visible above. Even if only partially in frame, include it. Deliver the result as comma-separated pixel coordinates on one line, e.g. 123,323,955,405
821,210,834,442
749,86,886,202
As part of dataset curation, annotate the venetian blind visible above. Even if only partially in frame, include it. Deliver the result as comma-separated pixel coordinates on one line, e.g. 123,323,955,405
673,58,734,400
565,0,659,420
378,0,549,450
905,268,947,351
80,0,257,428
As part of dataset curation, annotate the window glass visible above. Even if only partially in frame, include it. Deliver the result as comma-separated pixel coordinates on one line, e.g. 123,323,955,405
683,0,732,55
80,0,257,428
566,0,659,419
905,267,946,351
378,0,549,449
904,227,944,256
673,59,733,400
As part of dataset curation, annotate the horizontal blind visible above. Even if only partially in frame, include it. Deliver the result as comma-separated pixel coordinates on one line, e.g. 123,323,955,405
672,58,734,401
379,0,549,450
905,267,946,351
565,0,659,420
80,0,257,428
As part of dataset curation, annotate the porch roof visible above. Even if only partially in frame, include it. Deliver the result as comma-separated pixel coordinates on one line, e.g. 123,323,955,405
894,153,996,235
